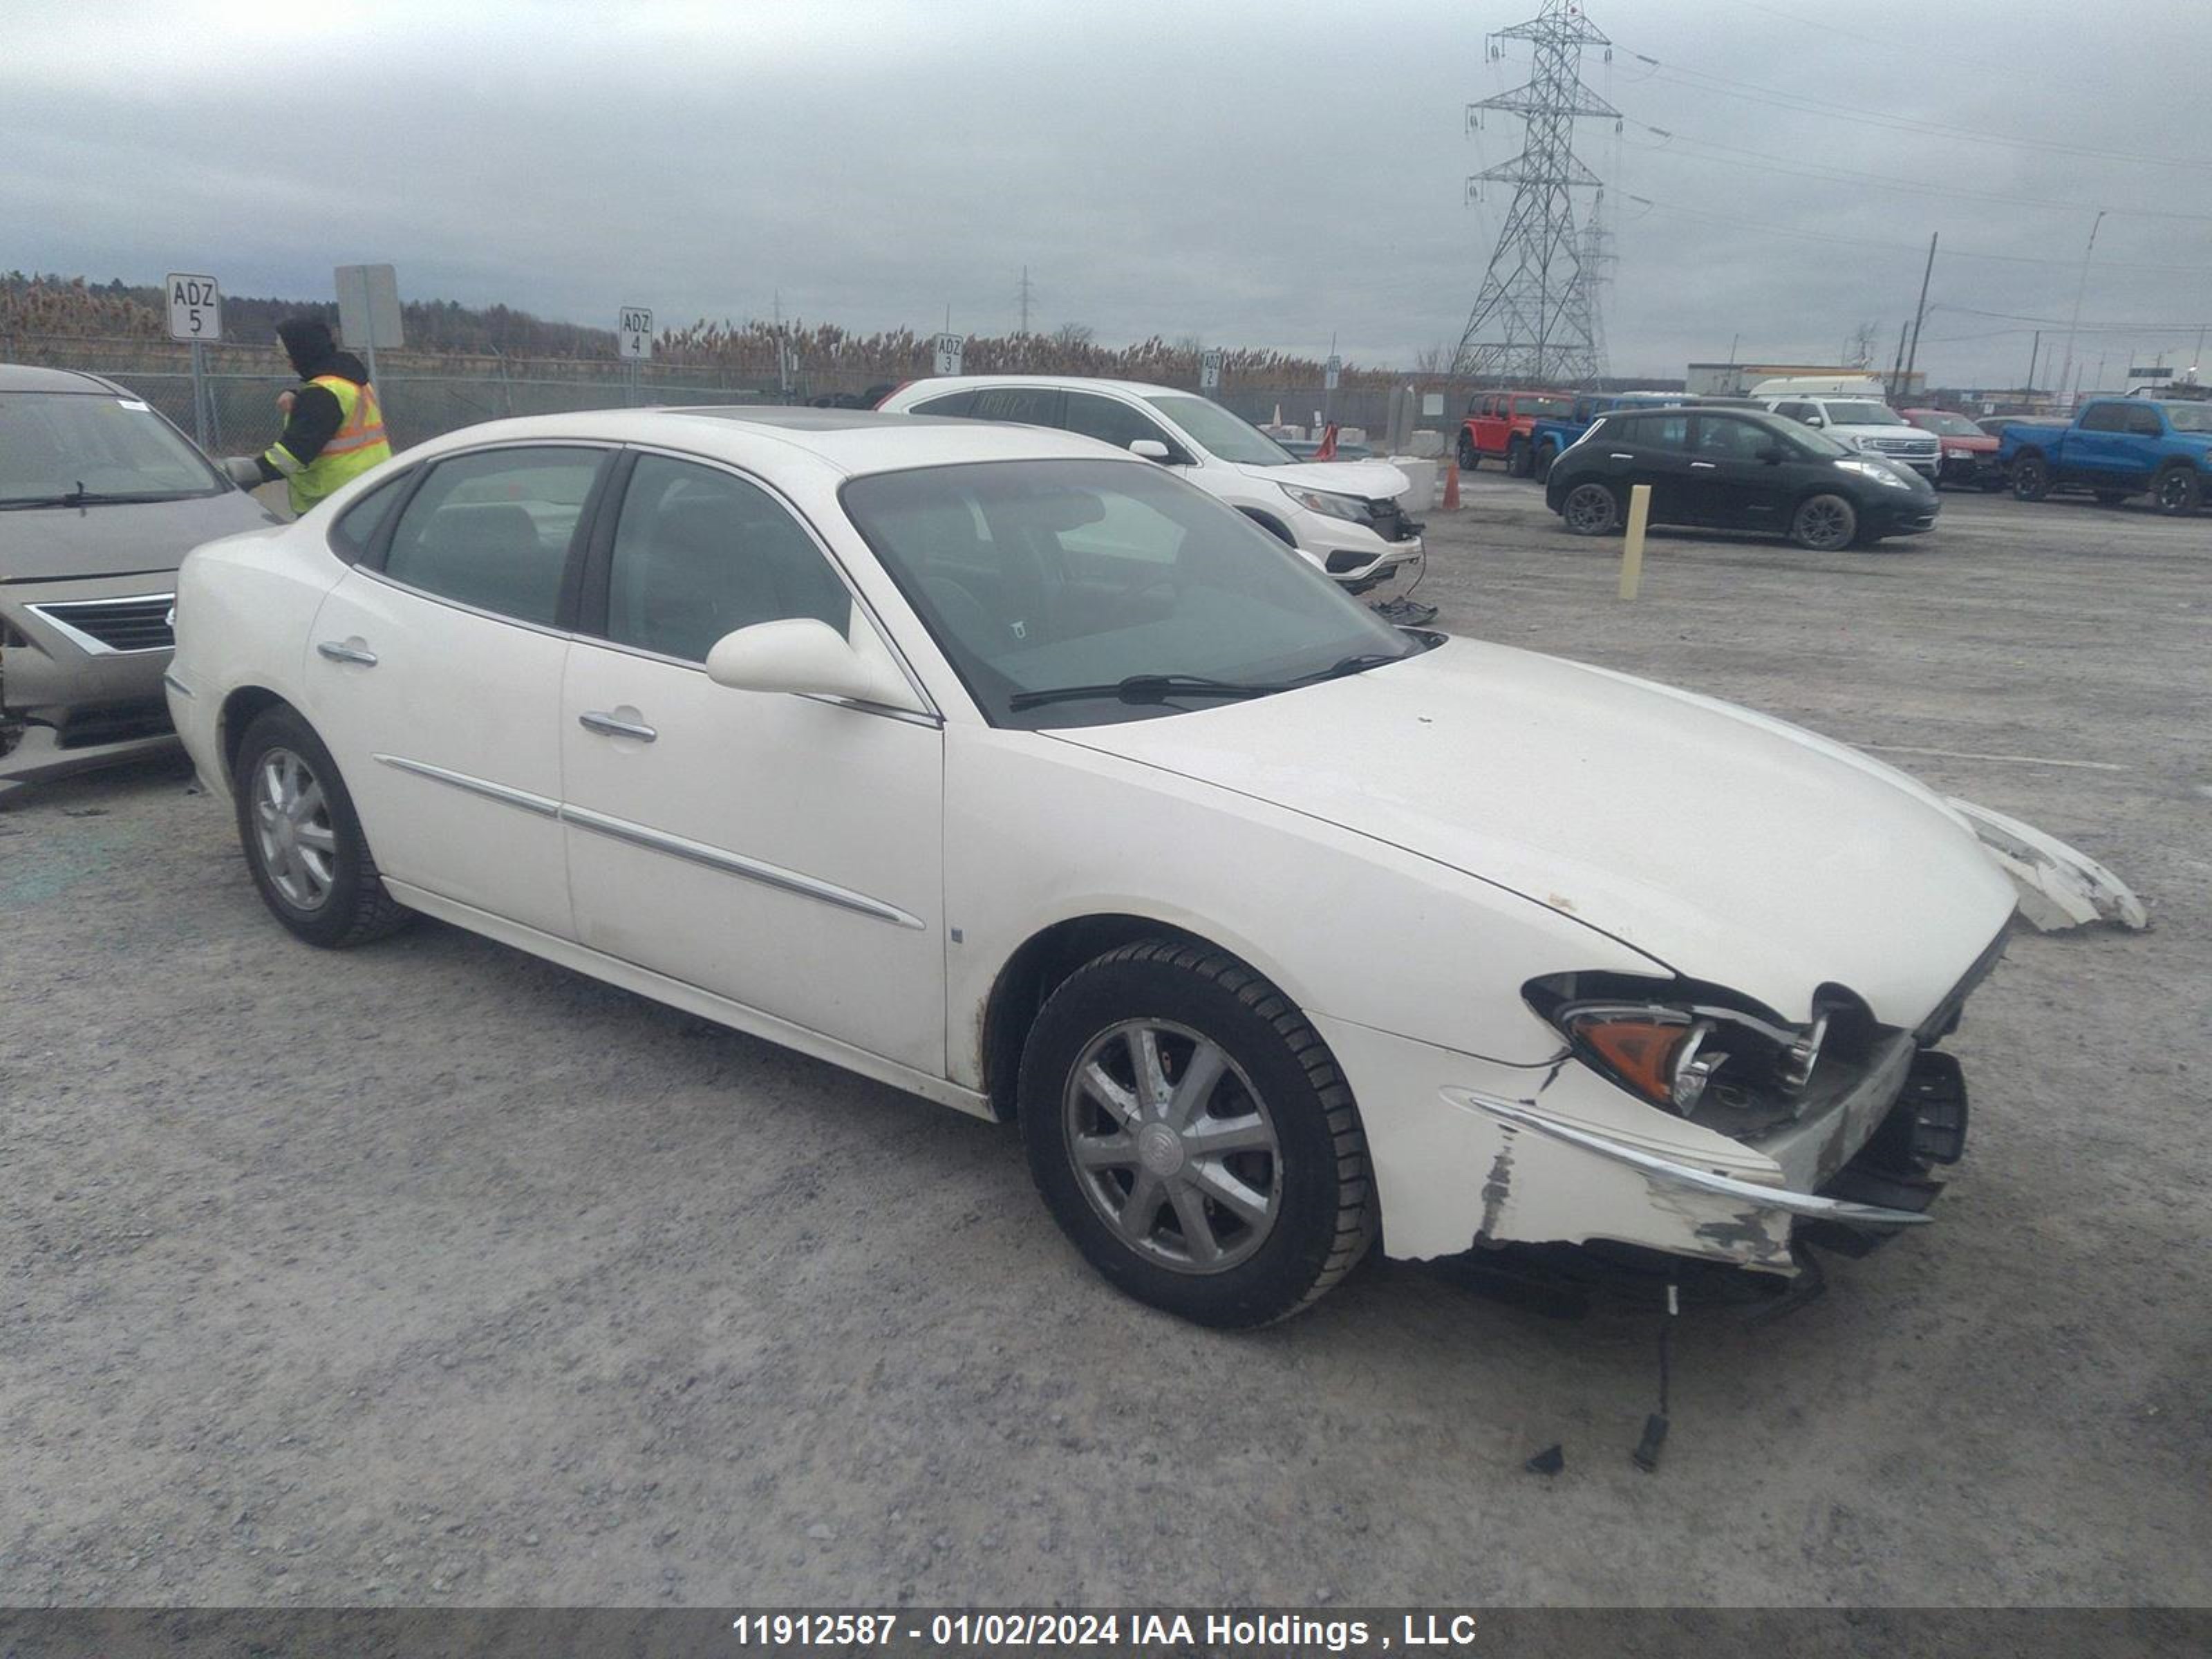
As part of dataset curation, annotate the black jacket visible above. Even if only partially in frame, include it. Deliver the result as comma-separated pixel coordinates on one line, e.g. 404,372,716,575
254,348,375,483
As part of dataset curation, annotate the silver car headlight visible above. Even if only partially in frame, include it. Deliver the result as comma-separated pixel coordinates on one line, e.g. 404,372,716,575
1277,484,1371,524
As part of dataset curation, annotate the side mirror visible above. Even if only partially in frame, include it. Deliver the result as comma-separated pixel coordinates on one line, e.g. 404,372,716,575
1756,446,1788,465
704,618,909,706
1803,415,1825,428
1129,438,1174,463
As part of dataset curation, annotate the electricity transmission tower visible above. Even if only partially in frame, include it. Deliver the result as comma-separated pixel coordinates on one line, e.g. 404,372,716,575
1452,0,1618,387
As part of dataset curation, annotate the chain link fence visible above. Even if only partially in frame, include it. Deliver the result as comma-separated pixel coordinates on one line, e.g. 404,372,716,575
8,335,1411,455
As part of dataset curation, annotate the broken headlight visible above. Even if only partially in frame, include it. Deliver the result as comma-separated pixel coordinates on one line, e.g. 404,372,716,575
1523,971,1844,1118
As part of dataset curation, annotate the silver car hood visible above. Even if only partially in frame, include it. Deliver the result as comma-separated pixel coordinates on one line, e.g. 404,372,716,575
0,490,279,584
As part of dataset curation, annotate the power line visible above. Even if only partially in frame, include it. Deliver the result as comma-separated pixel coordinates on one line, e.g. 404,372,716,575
1620,195,2212,276
1624,127,2212,227
1622,53,2212,174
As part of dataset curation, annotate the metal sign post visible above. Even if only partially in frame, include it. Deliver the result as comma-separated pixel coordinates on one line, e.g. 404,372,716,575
1199,348,1224,393
618,306,653,407
1322,353,1342,427
166,272,221,447
335,264,404,415
932,332,965,377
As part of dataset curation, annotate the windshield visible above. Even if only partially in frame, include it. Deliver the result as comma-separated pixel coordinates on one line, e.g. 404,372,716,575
0,391,225,504
2162,402,2212,433
1823,401,1907,427
1911,411,1983,436
842,459,1420,729
1775,421,1853,460
1518,396,1574,419
1141,395,1297,466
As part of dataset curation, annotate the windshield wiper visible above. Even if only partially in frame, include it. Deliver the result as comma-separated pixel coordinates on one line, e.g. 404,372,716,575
1287,651,1408,686
1009,673,1285,712
0,487,190,511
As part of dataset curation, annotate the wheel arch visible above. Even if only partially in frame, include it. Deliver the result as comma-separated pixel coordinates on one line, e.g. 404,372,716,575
216,685,294,792
1236,506,1297,547
978,912,1284,1125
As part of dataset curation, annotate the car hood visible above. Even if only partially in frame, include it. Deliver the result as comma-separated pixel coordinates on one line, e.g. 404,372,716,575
0,489,278,583
1936,433,2000,453
1232,457,1411,500
1048,637,2016,1026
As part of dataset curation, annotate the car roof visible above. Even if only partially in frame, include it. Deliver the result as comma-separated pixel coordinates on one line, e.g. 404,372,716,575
400,405,1133,478
0,363,128,395
894,374,1186,399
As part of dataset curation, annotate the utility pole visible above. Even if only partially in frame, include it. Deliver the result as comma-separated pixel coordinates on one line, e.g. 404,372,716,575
2055,209,2106,413
2025,329,2040,397
1451,0,1618,388
1902,231,1938,397
1889,321,1909,398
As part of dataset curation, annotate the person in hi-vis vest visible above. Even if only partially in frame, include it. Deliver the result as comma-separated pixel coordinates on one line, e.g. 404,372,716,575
221,317,392,515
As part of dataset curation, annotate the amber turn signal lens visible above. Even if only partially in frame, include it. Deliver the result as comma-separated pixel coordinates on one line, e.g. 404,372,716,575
1571,1016,1694,1105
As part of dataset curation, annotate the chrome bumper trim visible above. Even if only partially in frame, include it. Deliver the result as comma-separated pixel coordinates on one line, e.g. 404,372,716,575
1446,1089,1934,1230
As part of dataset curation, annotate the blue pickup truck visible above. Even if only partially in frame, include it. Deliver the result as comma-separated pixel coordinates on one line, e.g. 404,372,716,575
1998,397,2212,515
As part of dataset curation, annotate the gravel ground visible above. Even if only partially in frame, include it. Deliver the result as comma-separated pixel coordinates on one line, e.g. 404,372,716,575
2,476,2206,1610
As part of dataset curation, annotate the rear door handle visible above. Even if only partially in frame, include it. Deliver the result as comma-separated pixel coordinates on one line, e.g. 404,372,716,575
1609,453,1634,460
316,640,378,666
1690,460,1718,469
579,710,657,742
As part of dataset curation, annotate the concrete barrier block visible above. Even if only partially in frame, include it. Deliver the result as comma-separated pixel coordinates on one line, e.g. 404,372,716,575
1388,457,1437,514
1405,430,1445,459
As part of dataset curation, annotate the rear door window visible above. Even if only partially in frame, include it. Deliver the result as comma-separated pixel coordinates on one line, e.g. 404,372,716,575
966,386,1063,427
1619,413,1689,450
378,446,606,626
2079,404,2126,433
1692,415,1768,460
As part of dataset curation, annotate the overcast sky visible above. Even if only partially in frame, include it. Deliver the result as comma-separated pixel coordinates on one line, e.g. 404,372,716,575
9,0,2212,388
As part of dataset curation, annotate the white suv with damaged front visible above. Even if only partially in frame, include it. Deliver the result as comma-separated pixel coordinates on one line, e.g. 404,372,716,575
165,407,2016,1328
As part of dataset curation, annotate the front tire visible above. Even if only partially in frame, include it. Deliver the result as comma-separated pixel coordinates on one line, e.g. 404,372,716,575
1018,941,1376,1329
1532,439,1559,482
1560,480,1621,536
1790,492,1858,551
1506,439,1532,478
2012,453,2051,500
2154,467,2202,516
232,706,413,948
1457,433,1479,471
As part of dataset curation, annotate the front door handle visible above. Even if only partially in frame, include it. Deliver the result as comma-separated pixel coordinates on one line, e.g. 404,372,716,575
1609,452,1634,460
1690,460,1718,469
316,640,378,666
579,710,657,742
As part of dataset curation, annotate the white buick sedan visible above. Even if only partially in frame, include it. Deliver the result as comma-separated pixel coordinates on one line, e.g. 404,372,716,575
166,409,2016,1327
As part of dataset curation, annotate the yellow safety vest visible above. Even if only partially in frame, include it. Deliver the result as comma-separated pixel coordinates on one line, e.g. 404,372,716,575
263,373,393,515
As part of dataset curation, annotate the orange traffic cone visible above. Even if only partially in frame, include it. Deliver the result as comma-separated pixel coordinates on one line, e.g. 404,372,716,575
1441,453,1462,511
1313,422,1339,461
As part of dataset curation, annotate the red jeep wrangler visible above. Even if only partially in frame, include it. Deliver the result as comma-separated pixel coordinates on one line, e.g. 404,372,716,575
1458,390,1577,477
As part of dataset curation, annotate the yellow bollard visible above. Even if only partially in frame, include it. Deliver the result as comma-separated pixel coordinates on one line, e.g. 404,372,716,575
1619,482,1651,600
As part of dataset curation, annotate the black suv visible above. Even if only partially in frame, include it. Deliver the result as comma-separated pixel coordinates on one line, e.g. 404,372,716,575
1543,404,1940,551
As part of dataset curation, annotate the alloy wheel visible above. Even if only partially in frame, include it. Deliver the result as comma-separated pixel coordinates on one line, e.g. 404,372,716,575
1795,496,1853,550
253,747,337,910
1061,1018,1282,1275
1563,482,1618,534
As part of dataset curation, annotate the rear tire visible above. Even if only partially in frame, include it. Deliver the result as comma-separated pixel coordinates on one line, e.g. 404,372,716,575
232,706,413,949
1457,433,1479,471
1789,493,1858,551
1506,439,1532,478
1560,480,1621,536
2012,453,2051,501
1018,941,1376,1329
1533,438,1559,482
2153,467,2201,516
